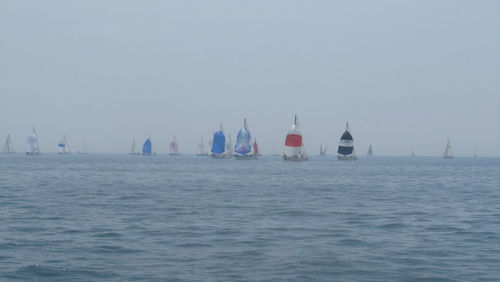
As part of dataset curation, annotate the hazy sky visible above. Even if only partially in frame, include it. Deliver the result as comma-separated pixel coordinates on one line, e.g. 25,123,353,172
1,0,499,156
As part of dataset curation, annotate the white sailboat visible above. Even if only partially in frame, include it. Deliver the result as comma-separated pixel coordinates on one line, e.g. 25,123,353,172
169,136,181,156
443,138,454,159
58,135,71,154
26,127,41,155
197,137,208,156
2,134,15,154
225,134,235,157
130,138,141,155
78,139,88,154
319,143,327,156
283,115,308,161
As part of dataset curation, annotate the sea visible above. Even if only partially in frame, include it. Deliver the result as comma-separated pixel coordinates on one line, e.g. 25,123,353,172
1,154,499,281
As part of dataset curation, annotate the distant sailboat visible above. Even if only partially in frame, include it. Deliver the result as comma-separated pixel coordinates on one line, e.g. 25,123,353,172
197,137,208,156
130,138,141,155
211,124,228,158
169,136,181,156
411,150,416,157
337,122,357,160
2,134,15,154
142,135,155,156
367,144,373,156
26,127,41,155
58,135,71,155
79,139,88,154
319,143,327,156
253,139,260,156
235,118,256,159
225,134,235,157
283,115,308,161
473,148,478,158
443,138,453,159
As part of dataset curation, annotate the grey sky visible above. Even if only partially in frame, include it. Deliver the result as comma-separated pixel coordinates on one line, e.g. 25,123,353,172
1,0,499,156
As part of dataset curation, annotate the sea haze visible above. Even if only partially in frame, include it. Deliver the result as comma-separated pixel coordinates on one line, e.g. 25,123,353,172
1,154,499,281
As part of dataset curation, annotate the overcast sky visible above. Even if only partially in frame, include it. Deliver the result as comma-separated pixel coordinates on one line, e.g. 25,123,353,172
1,0,499,156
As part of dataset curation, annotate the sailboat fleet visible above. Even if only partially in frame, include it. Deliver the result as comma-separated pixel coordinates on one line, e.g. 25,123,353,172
0,124,473,158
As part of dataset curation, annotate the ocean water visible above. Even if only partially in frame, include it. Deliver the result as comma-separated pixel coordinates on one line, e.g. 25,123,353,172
0,154,499,281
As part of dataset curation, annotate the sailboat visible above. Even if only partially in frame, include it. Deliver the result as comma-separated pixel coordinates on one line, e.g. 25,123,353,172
129,138,141,155
319,143,327,156
169,136,181,156
337,122,357,160
225,134,235,157
197,137,208,156
78,139,89,154
211,124,229,158
142,135,155,156
367,144,373,156
253,139,260,156
235,118,256,159
443,138,453,159
58,135,71,154
2,134,15,154
283,115,308,161
26,127,41,155
473,148,478,158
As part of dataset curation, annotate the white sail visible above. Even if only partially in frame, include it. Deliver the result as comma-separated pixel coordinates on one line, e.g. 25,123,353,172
130,138,140,154
197,137,206,155
25,127,40,155
225,134,234,156
443,138,453,158
3,134,15,153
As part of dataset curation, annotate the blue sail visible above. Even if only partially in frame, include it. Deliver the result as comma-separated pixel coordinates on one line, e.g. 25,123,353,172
142,138,152,155
211,131,225,154
235,127,251,155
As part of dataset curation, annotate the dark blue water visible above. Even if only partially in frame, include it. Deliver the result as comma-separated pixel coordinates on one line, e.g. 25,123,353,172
1,154,499,281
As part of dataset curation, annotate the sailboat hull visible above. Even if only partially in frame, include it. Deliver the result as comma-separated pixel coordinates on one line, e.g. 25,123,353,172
211,154,232,159
337,155,357,160
283,154,308,161
235,154,257,160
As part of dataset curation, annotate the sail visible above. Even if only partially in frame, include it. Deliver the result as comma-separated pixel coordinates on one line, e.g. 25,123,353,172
3,134,14,153
367,144,373,156
143,137,152,155
235,118,252,155
337,123,354,156
443,138,453,158
253,139,259,155
170,136,179,153
25,127,40,154
284,115,304,157
226,134,234,156
211,124,225,155
130,138,138,154
198,137,206,155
